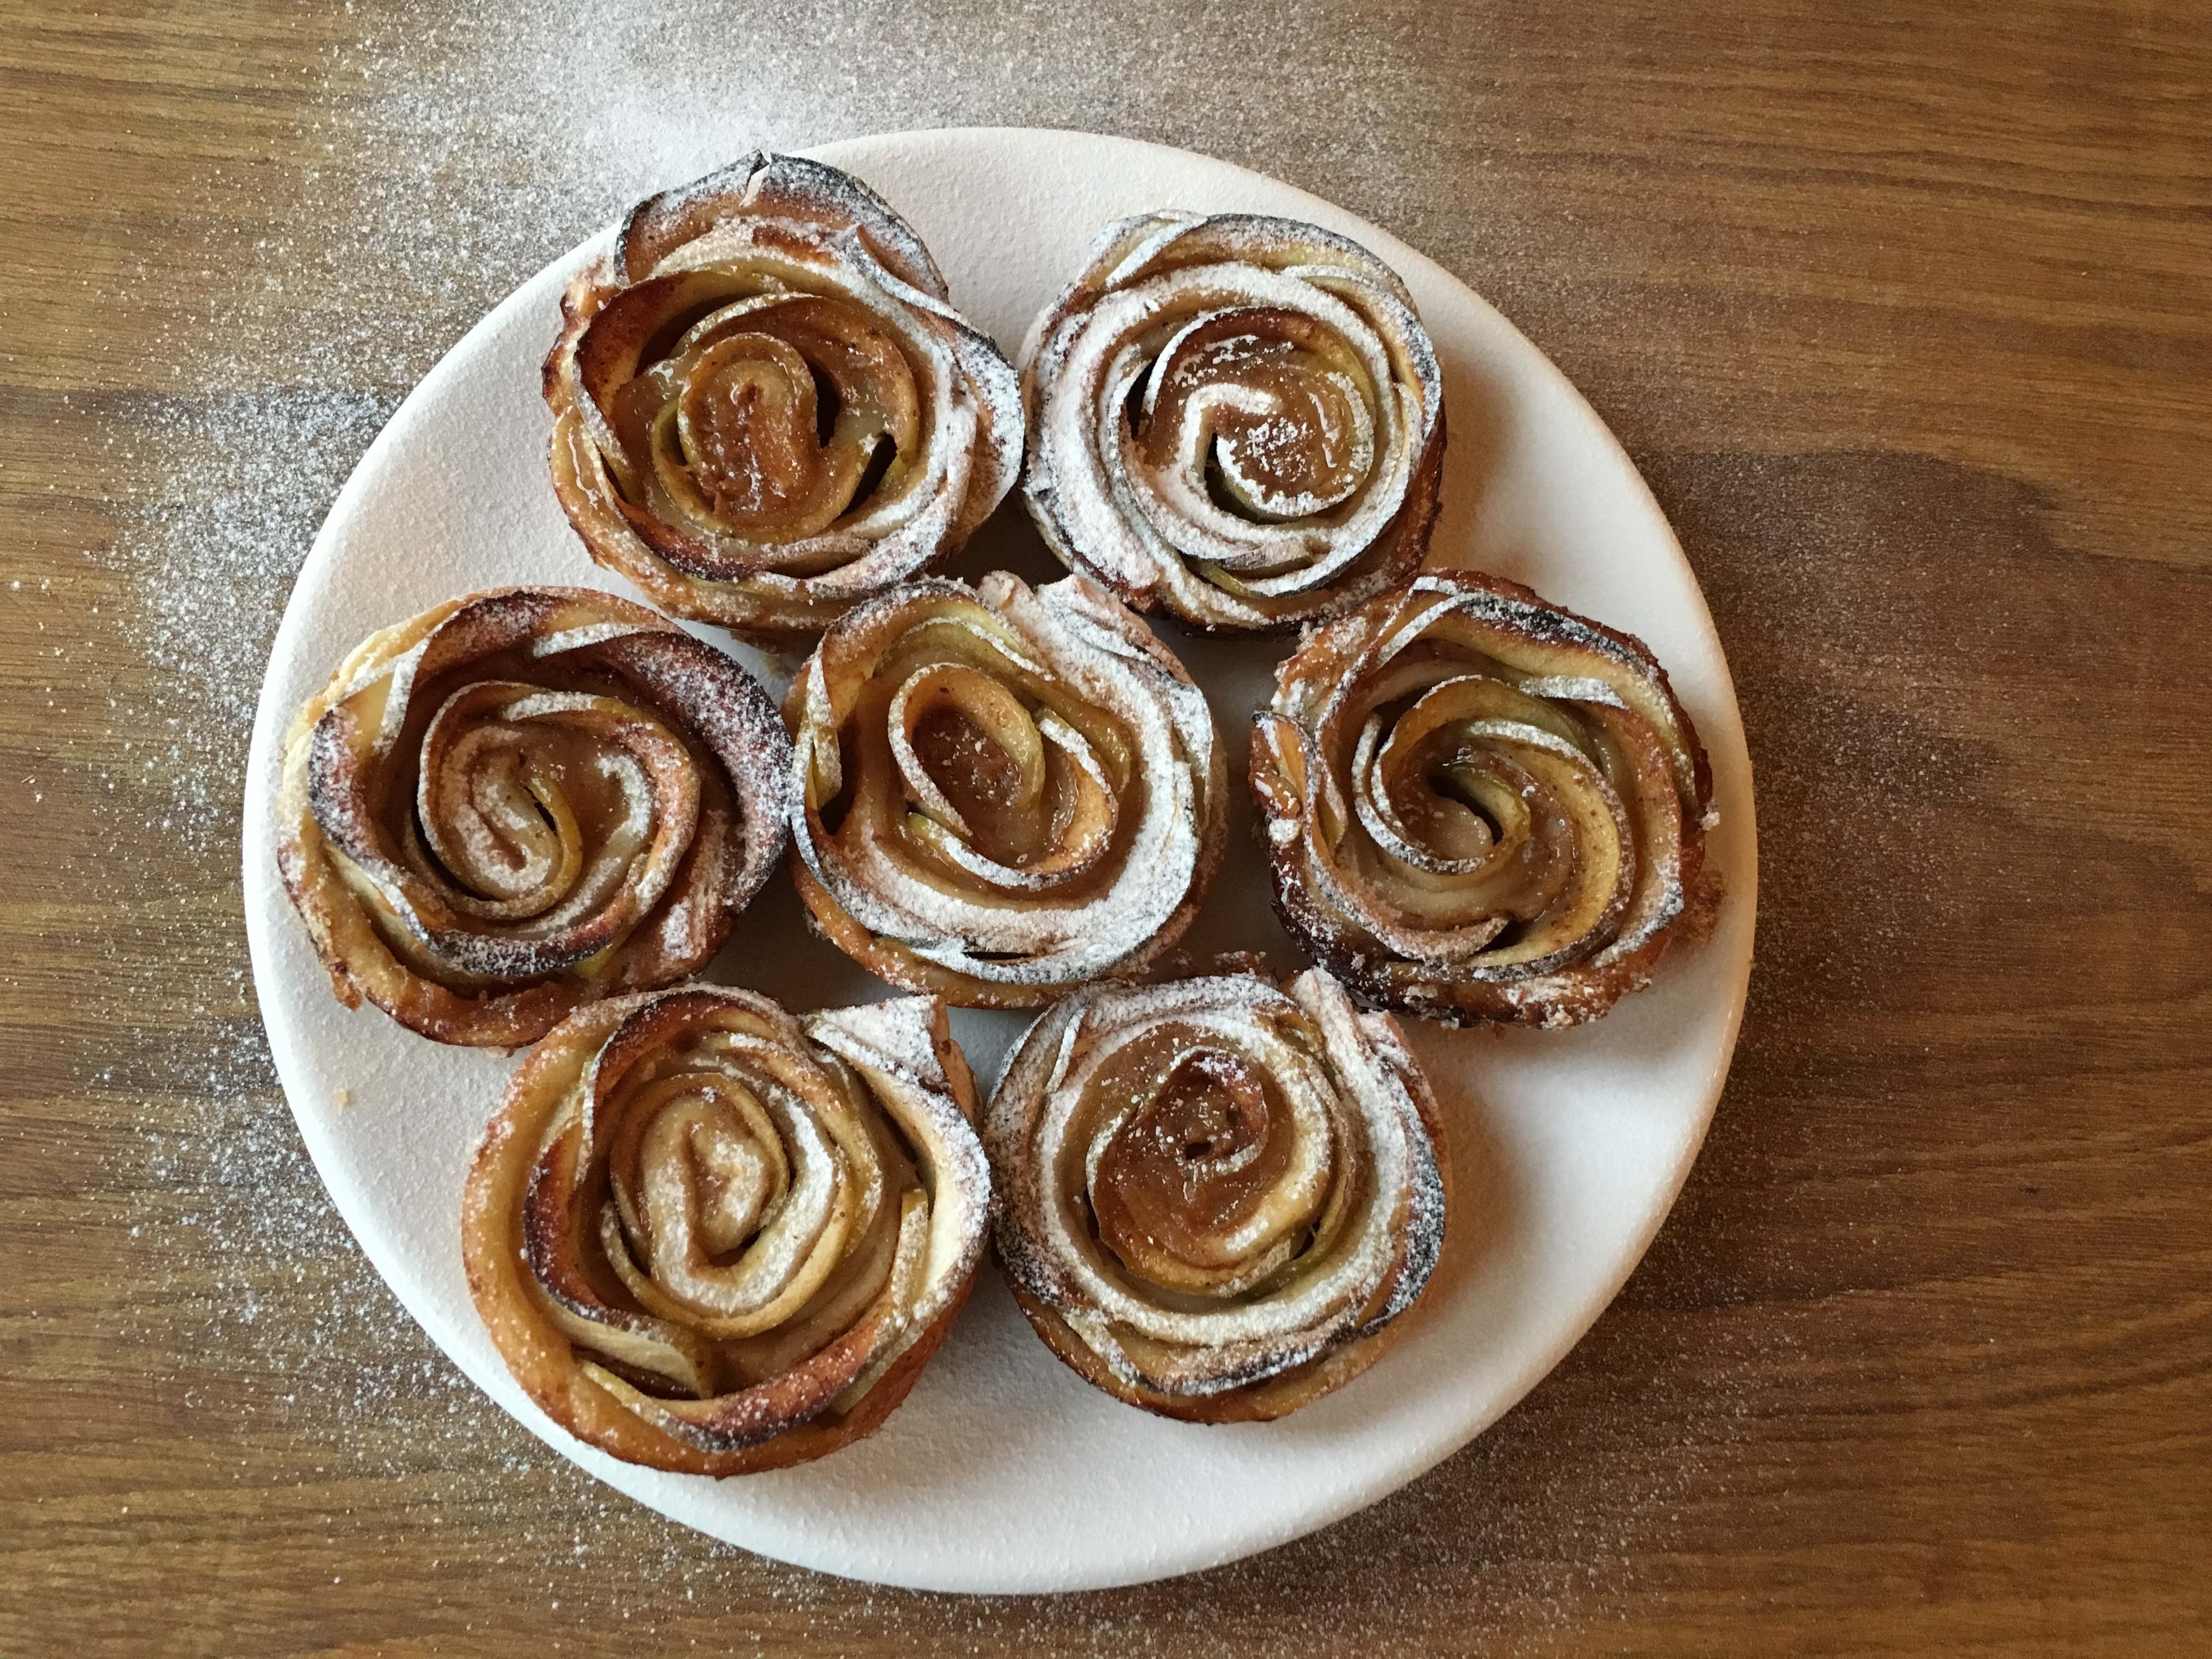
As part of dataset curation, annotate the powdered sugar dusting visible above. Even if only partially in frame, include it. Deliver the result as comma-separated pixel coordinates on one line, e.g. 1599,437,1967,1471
84,0,1770,1637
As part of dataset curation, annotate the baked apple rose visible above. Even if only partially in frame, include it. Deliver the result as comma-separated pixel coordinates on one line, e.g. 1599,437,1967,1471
985,968,1448,1421
1021,211,1445,633
786,571,1226,1007
544,151,1023,645
1250,572,1717,1029
276,588,789,1047
462,986,990,1475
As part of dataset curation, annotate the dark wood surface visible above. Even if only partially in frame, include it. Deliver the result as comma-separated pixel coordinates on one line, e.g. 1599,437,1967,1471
4,1,2208,1651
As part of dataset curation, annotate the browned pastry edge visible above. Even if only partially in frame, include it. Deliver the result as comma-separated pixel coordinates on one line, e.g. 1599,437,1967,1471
784,853,1215,1012
1003,1275,1423,1425
1263,828,1724,1030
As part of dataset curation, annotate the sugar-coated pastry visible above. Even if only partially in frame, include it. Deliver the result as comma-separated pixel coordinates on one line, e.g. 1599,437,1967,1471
1022,211,1444,633
462,986,989,1475
276,587,788,1047
1250,572,1716,1028
985,968,1448,1421
544,151,1022,645
786,571,1226,1007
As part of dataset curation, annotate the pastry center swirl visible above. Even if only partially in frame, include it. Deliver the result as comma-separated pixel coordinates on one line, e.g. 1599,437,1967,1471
1350,676,1613,927
409,682,697,927
859,623,1136,893
1078,1024,1334,1299
607,295,922,545
1137,307,1376,524
909,701,1035,864
1090,1045,1319,1289
595,1042,883,1340
1331,664,1640,960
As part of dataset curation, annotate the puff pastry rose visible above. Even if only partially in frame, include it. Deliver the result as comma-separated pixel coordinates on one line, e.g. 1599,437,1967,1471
544,151,1023,645
462,986,989,1475
787,571,1226,1007
1021,211,1445,633
986,968,1447,1421
276,587,789,1047
1250,572,1716,1028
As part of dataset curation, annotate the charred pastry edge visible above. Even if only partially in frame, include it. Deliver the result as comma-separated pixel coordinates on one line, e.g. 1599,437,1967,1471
1018,210,1448,635
460,984,991,1477
782,569,1228,1008
274,586,792,1048
1251,569,1718,1030
983,967,1450,1423
542,151,1023,647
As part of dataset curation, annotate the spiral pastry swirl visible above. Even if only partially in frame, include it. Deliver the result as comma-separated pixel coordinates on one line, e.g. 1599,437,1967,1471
545,151,1023,645
276,588,789,1047
1021,211,1445,633
1250,572,1717,1029
986,968,1447,1421
462,986,989,1474
787,571,1226,1007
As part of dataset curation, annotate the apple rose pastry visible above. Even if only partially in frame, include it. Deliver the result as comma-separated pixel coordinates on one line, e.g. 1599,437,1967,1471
462,986,989,1475
986,968,1448,1421
1021,211,1446,633
1250,572,1716,1029
543,151,1023,645
276,588,789,1047
787,571,1226,1007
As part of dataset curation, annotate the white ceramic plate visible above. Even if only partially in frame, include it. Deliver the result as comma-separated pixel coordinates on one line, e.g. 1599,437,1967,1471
241,127,1756,1594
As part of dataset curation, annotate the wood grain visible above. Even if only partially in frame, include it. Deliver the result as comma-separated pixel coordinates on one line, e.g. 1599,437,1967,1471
3,0,2208,1652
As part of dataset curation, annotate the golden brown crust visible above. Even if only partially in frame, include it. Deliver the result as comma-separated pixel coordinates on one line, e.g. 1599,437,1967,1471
275,586,789,1047
1003,1272,1427,1425
1250,571,1717,1028
984,969,1449,1422
460,985,990,1475
1022,211,1446,634
785,571,1226,1007
543,151,1022,648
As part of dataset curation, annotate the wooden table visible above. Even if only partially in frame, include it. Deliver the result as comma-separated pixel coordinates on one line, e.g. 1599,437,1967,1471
5,2,2207,1651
